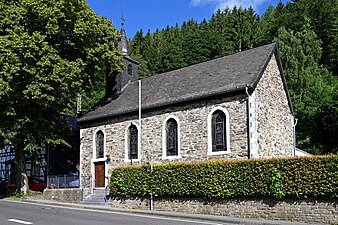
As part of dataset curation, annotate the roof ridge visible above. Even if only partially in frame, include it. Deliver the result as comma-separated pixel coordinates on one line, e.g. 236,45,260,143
139,43,277,82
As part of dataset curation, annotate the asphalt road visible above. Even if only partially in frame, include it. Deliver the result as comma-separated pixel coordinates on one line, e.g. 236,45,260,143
0,200,228,225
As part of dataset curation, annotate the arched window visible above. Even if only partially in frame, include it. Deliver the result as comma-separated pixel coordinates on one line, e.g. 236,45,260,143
128,124,138,160
127,64,133,76
166,118,178,156
95,131,104,159
208,107,230,155
212,110,227,152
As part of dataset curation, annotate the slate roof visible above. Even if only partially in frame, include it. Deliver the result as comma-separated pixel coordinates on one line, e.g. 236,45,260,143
78,43,282,123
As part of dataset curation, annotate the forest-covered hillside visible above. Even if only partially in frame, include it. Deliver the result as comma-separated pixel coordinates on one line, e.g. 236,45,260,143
86,0,338,155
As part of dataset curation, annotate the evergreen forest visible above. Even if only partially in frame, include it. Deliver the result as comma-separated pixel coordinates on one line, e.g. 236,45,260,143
86,0,338,155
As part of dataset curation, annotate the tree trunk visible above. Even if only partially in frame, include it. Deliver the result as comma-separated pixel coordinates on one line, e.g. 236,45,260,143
14,139,29,194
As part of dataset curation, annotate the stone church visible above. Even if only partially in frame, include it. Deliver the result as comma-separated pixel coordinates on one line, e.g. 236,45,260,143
78,24,295,192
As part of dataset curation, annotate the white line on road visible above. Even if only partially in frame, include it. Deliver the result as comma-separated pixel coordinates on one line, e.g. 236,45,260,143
8,219,33,225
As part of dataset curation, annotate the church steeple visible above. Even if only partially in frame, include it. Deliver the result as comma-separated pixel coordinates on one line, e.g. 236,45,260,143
104,14,139,99
121,15,128,56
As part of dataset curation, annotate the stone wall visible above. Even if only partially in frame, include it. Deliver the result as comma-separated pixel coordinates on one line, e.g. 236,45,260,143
42,188,83,203
254,54,294,157
80,94,249,189
108,196,338,224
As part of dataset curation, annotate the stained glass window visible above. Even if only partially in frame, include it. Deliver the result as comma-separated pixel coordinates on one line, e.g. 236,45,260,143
96,131,104,158
212,110,227,152
166,118,178,156
129,125,138,159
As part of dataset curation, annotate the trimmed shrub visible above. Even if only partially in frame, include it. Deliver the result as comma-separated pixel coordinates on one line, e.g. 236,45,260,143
109,155,338,199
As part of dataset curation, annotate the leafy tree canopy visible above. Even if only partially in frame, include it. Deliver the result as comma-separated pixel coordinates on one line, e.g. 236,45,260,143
276,23,338,154
0,0,123,192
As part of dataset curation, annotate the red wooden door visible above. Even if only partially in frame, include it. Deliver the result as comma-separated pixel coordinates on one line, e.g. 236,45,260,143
94,162,105,187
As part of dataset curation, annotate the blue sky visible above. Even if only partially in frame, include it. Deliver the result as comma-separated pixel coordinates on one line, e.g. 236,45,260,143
87,0,290,39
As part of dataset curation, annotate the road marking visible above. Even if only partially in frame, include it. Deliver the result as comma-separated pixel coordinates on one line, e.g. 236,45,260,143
8,219,33,225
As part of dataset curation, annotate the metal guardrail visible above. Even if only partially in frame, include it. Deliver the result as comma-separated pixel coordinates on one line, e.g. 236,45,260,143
48,174,79,189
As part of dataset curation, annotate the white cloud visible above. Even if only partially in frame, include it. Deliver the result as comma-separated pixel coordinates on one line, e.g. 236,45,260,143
190,0,217,7
190,0,268,11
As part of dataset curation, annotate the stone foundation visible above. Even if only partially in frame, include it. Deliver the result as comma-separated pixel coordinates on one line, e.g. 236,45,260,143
108,196,337,224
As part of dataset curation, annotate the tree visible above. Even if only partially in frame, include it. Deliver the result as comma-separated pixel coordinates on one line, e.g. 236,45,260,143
300,0,338,77
209,8,235,55
273,0,338,77
276,23,338,154
129,29,144,56
182,29,223,65
137,30,157,78
228,6,259,52
313,100,338,154
0,0,123,193
257,5,278,45
160,25,186,72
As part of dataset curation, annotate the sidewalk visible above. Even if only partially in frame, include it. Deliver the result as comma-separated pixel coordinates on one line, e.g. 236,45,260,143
3,197,314,225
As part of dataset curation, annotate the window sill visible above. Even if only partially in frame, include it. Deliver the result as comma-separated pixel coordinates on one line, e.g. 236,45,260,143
208,151,230,156
162,155,181,160
124,158,140,163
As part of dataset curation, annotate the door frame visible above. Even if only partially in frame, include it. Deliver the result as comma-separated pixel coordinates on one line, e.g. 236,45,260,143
94,161,106,188
91,158,108,190
91,129,108,190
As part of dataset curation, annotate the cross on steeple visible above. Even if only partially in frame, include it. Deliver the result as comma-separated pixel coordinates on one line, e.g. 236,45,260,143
121,13,125,28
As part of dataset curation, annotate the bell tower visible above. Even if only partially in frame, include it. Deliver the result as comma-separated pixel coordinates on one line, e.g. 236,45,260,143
105,15,139,100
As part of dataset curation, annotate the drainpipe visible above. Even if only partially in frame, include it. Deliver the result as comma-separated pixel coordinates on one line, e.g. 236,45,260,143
293,117,298,157
150,160,153,211
138,80,142,154
138,80,142,165
245,87,251,159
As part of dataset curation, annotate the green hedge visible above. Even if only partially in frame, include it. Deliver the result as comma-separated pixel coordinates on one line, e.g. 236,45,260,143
109,155,338,199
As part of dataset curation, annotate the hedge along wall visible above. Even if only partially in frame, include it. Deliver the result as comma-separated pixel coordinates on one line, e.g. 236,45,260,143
109,155,338,199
